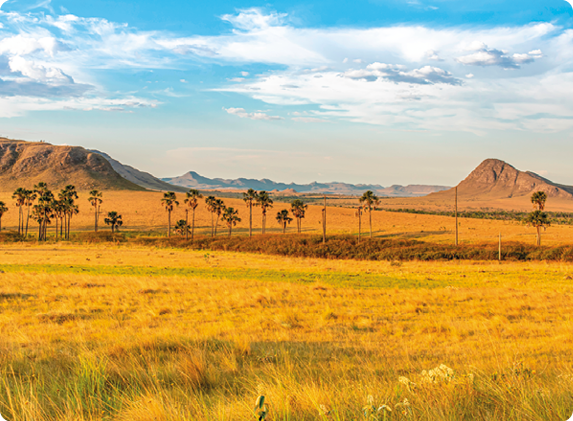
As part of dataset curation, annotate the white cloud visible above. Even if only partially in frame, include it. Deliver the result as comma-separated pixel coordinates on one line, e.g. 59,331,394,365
223,107,283,121
456,43,543,69
292,116,329,123
344,62,461,85
241,71,249,76
465,73,474,78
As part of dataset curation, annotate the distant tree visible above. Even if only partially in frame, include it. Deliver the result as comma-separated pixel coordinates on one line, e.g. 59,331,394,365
222,207,241,237
205,196,217,237
183,189,203,241
174,219,190,237
243,188,259,237
88,190,103,232
12,187,26,235
290,199,307,234
523,210,550,246
33,188,55,241
104,211,123,233
161,192,179,238
355,206,363,242
23,189,36,237
59,185,79,240
256,191,274,234
359,190,380,239
52,199,66,240
531,191,547,211
0,201,8,231
213,199,226,236
276,209,293,234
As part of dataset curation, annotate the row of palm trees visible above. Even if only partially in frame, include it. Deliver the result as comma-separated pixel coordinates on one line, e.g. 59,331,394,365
159,189,381,239
2,185,123,240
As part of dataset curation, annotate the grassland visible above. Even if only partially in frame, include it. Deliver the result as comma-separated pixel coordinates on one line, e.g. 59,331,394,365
1,190,573,246
2,244,573,420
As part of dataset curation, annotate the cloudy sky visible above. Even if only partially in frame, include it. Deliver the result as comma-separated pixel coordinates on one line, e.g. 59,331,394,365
1,0,573,186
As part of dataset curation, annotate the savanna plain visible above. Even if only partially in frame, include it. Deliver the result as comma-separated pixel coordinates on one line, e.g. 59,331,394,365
2,191,573,420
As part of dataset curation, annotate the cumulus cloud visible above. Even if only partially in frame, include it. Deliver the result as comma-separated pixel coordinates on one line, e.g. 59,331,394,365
344,62,462,85
224,107,283,121
456,43,543,69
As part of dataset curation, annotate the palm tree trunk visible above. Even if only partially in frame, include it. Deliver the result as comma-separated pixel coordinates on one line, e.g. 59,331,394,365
17,207,21,235
249,205,252,237
537,226,541,246
215,215,219,236
25,206,30,237
185,209,189,241
168,210,171,238
283,223,286,234
68,215,71,240
358,211,361,242
228,225,232,237
0,216,2,231
262,212,266,235
191,209,196,241
211,213,214,237
369,207,373,239
94,208,98,232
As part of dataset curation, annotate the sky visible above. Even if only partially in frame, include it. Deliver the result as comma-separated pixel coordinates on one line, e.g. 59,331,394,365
0,0,573,186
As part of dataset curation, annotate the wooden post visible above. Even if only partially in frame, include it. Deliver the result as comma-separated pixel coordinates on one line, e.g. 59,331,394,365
498,232,502,262
322,195,327,244
455,186,458,246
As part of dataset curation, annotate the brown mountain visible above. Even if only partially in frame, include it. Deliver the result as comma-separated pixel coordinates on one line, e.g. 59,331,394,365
0,139,144,191
89,149,187,192
429,159,573,200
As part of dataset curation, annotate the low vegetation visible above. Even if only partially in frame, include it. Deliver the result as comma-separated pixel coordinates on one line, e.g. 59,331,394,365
1,246,573,420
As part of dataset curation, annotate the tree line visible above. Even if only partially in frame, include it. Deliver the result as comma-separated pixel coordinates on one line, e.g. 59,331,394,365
0,185,553,246
0,184,122,240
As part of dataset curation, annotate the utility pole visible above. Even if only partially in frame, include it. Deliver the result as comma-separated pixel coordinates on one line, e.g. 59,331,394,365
322,195,327,244
455,186,459,246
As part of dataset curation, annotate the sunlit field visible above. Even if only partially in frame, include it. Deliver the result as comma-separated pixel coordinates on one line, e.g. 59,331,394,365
1,244,573,420
1,190,572,246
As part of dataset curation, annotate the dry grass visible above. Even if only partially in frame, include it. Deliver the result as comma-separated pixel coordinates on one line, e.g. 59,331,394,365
1,190,572,246
1,245,573,420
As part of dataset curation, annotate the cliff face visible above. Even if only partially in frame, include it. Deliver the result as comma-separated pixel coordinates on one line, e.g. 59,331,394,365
0,139,144,191
430,159,573,200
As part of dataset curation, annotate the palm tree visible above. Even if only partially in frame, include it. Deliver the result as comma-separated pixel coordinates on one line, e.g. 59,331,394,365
184,189,203,241
104,211,123,233
213,199,226,236
59,185,79,240
222,207,241,236
243,188,259,237
161,192,179,237
23,190,36,237
531,191,548,211
205,196,217,237
88,190,103,232
12,187,26,235
523,210,550,246
0,201,8,231
290,199,307,234
174,219,190,236
256,191,273,234
34,189,55,241
359,190,380,239
276,209,293,234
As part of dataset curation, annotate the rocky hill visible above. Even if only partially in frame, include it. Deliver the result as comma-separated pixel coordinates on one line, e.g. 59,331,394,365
429,159,573,199
0,139,143,191
90,150,187,192
162,171,449,197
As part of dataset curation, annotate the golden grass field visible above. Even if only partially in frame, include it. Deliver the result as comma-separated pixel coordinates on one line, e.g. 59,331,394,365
2,244,573,420
0,190,572,246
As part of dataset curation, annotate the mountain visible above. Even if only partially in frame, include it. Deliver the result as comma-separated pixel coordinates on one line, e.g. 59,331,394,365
90,150,187,192
429,159,573,200
162,171,450,197
0,139,143,191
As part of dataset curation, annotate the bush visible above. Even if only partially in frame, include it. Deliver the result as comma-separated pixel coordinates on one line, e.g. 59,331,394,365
74,231,126,243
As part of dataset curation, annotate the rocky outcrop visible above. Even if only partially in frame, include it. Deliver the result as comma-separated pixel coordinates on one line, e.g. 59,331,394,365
430,159,573,199
0,139,143,191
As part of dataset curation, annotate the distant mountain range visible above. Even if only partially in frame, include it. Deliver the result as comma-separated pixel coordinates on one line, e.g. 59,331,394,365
161,171,450,197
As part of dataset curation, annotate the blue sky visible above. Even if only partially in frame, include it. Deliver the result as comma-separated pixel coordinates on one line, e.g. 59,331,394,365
1,0,573,186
